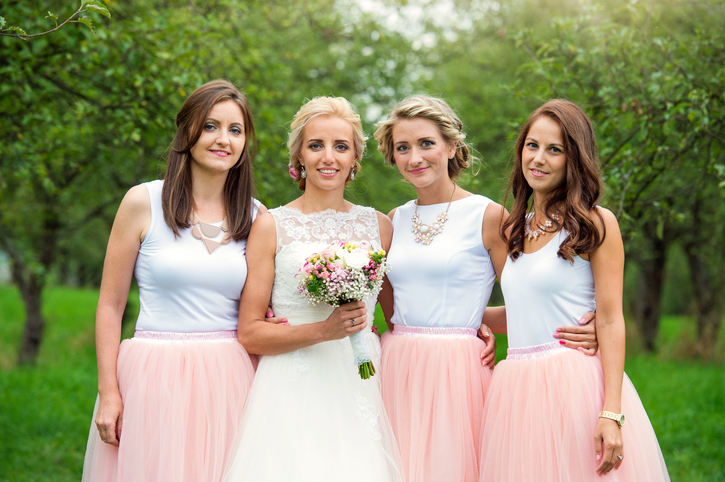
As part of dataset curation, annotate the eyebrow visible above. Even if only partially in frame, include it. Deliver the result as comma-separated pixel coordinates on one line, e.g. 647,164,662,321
526,136,564,149
307,138,351,143
394,136,435,146
207,117,244,127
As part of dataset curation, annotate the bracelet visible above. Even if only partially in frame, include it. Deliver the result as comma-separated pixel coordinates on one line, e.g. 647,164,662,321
599,411,625,428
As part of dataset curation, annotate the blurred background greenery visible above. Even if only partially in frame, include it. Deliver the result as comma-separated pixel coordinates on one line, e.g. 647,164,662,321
1,0,724,480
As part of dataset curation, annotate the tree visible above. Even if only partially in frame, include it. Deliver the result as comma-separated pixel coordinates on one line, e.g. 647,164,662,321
0,0,418,364
0,1,109,39
509,0,725,353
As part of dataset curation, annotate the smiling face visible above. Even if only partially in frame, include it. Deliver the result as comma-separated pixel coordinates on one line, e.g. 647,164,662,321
521,115,567,199
391,118,456,191
299,115,357,193
189,100,246,175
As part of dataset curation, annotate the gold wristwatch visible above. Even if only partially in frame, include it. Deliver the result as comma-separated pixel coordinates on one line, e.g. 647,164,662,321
599,411,625,428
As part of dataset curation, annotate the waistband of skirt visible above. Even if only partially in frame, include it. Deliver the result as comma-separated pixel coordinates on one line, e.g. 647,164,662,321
133,330,238,343
390,324,478,338
507,341,572,360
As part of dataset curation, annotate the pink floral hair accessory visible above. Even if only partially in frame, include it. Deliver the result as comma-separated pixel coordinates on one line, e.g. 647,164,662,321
288,162,300,180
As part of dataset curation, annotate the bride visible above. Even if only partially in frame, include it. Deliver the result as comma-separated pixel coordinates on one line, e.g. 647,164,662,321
222,97,403,481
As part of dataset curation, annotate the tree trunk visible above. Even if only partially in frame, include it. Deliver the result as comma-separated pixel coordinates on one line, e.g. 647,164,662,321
684,248,723,360
17,277,46,365
11,260,47,365
633,237,667,352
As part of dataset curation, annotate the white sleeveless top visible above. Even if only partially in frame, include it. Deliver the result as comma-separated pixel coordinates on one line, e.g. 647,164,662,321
501,229,596,349
134,180,260,333
387,195,497,330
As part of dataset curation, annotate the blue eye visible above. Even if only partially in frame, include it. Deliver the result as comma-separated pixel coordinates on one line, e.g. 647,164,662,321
395,145,409,153
230,126,243,135
204,123,217,131
335,144,349,151
551,146,562,153
422,140,435,147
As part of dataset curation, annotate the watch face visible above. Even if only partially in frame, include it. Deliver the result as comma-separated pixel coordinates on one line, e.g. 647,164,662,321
620,414,625,426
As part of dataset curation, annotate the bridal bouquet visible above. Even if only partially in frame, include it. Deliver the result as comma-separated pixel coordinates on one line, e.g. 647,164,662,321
297,241,390,379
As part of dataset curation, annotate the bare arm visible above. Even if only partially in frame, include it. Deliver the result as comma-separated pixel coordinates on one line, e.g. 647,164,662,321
377,208,397,330
237,213,368,355
590,207,626,475
95,185,150,446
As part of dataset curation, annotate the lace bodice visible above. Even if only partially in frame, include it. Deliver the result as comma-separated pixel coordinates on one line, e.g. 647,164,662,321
269,205,382,320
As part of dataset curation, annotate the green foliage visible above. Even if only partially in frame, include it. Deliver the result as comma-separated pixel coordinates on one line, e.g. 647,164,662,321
503,0,725,351
0,0,421,361
0,1,110,40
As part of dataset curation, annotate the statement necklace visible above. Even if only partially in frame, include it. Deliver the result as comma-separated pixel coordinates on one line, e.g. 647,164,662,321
411,184,457,245
191,212,231,254
525,211,560,241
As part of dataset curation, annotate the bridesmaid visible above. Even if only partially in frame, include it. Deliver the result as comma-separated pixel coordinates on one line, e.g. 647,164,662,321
479,99,669,481
373,94,599,482
82,80,262,481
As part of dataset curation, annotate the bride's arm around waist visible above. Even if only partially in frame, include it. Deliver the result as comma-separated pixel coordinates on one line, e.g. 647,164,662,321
238,213,369,355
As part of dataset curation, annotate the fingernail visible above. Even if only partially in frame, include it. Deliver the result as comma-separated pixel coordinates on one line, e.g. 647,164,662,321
484,331,490,336
559,340,566,345
282,318,287,322
282,322,289,326
267,312,273,317
553,333,560,339
596,454,601,461
579,317,586,324
556,328,562,332
577,347,584,352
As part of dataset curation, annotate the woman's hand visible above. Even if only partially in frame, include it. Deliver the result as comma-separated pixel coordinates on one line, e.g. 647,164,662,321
319,301,368,341
95,391,124,446
478,323,497,368
594,417,624,475
554,312,598,355
264,305,288,326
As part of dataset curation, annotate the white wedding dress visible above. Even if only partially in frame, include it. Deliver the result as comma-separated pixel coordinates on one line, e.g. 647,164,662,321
223,206,404,482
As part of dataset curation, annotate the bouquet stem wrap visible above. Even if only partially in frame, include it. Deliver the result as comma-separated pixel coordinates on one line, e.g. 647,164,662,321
297,241,390,380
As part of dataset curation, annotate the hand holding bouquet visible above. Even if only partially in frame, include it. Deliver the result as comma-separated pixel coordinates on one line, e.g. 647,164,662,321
297,241,390,379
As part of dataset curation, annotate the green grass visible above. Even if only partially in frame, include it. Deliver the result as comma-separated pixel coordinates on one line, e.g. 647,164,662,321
2,286,724,481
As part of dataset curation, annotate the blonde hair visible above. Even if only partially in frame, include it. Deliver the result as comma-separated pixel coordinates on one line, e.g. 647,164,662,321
374,94,475,179
288,96,367,190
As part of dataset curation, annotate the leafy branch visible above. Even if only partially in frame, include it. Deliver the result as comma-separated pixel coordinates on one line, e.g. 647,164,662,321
0,1,110,40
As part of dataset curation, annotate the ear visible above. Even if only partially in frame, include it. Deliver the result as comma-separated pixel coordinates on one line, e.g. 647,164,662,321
448,142,457,160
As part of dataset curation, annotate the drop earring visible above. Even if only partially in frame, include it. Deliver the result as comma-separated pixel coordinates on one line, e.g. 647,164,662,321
350,169,356,180
300,166,306,179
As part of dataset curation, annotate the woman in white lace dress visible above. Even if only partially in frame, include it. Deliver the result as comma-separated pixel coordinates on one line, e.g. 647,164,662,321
222,97,404,482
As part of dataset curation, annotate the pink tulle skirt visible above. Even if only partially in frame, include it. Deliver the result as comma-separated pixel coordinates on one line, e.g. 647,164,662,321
82,330,255,482
381,325,493,482
479,342,670,481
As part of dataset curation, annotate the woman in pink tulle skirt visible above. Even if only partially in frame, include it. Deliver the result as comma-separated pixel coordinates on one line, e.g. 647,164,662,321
479,99,669,481
81,80,263,482
373,95,599,482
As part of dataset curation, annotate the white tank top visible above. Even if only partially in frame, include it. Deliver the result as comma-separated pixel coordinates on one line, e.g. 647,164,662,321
502,229,596,348
387,195,497,330
134,180,260,333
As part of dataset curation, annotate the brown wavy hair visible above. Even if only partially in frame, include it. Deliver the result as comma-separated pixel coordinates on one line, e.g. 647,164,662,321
161,79,256,241
502,99,605,262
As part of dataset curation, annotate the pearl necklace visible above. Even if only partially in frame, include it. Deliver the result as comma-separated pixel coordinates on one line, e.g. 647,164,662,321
411,185,456,245
191,212,231,254
524,211,560,241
